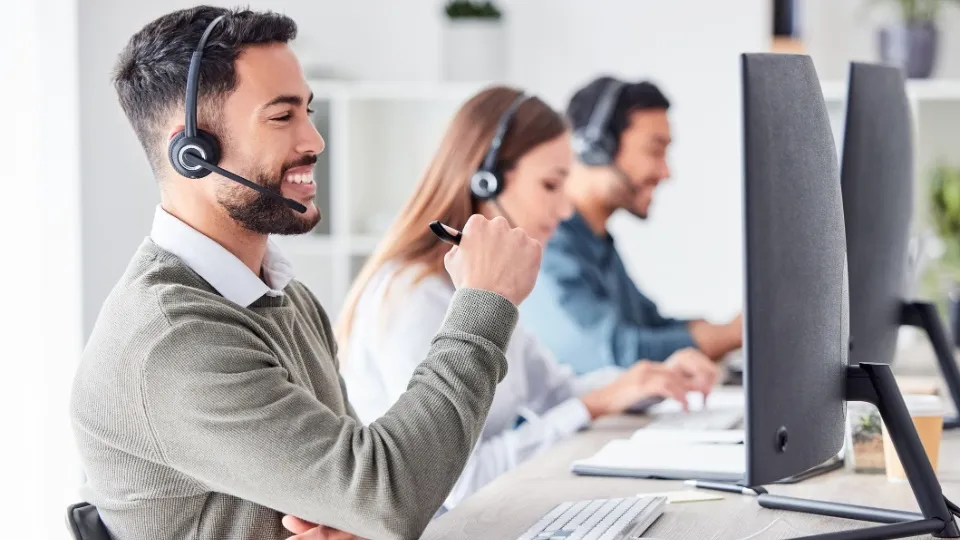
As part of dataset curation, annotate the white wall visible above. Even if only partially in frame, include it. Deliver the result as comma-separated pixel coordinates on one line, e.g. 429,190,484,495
78,0,770,336
3,0,83,537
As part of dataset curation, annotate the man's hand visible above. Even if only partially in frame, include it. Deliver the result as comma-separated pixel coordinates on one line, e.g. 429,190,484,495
580,361,698,418
664,347,719,399
282,515,361,540
688,313,743,361
444,214,543,306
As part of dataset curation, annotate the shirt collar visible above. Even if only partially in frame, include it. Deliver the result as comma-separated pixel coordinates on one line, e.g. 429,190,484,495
557,210,616,262
149,205,295,307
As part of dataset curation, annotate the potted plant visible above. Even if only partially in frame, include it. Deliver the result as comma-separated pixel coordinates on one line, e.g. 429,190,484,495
870,0,960,78
927,163,960,343
847,405,885,473
441,1,505,82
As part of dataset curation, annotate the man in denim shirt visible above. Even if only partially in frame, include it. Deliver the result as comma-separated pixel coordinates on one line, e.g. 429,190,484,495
521,76,742,375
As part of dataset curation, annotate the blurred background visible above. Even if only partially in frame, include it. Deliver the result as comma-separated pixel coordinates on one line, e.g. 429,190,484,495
8,0,960,537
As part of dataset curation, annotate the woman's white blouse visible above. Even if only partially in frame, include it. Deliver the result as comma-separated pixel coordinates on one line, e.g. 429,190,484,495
340,262,622,511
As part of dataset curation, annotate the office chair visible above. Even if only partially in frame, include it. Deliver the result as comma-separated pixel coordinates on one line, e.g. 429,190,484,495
66,502,112,540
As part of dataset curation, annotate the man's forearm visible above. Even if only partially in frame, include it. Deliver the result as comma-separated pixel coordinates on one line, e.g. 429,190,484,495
687,320,737,360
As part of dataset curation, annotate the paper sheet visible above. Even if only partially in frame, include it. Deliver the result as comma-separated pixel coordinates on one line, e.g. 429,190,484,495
573,439,746,477
629,428,745,445
635,490,725,503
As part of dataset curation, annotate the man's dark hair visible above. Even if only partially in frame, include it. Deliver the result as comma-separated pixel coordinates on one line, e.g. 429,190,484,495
112,5,297,175
565,75,670,150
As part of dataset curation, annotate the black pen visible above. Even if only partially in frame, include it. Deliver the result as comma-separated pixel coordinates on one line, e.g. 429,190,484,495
683,480,758,496
429,221,462,246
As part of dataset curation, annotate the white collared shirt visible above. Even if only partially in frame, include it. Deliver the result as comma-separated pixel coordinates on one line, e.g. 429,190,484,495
149,205,295,307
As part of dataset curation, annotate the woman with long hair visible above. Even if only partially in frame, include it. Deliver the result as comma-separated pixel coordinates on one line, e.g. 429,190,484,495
335,86,718,512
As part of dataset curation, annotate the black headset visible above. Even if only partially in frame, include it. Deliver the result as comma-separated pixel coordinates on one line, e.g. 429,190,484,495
167,14,307,213
469,92,530,201
571,78,625,167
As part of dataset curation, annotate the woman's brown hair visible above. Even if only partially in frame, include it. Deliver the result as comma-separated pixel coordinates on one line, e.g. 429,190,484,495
335,85,568,346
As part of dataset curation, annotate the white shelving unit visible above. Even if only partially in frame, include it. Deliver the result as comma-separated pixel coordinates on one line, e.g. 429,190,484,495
270,80,494,319
821,78,960,232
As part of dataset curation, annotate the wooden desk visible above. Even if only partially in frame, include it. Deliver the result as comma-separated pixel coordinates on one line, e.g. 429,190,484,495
421,414,960,539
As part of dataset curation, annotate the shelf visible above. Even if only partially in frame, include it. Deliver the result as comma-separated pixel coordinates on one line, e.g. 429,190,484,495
346,99,458,235
308,79,494,102
821,79,960,103
908,79,960,101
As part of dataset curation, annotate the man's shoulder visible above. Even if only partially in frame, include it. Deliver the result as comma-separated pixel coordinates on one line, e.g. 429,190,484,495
104,239,252,322
82,241,262,366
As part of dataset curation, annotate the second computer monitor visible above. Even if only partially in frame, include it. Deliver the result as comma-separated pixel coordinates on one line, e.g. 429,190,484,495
841,62,914,367
740,53,850,487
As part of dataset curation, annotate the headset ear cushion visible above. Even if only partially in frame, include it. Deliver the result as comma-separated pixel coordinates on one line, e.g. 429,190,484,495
168,130,222,179
470,169,501,200
573,129,615,167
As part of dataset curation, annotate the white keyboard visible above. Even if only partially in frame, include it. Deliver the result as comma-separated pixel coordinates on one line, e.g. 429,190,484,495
515,496,666,540
644,409,744,431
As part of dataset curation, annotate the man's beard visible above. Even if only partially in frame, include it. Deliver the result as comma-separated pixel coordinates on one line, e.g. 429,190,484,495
217,155,321,235
609,168,650,220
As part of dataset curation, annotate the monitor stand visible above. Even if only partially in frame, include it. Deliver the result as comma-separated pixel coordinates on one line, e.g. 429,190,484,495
752,363,959,539
901,301,960,430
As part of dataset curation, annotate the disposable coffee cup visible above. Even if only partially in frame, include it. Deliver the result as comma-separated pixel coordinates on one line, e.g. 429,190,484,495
881,394,944,483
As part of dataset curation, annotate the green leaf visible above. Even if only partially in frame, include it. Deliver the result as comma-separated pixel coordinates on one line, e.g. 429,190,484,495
445,0,502,19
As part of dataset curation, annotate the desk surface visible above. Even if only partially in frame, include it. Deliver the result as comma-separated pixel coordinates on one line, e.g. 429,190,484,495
421,414,960,540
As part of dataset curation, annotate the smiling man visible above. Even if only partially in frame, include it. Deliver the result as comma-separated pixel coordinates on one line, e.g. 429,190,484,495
69,6,546,540
520,76,743,374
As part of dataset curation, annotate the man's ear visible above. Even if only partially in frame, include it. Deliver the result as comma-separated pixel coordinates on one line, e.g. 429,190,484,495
168,125,186,142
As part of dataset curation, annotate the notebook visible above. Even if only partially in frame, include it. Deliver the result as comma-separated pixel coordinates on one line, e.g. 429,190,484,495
571,428,844,483
571,435,746,482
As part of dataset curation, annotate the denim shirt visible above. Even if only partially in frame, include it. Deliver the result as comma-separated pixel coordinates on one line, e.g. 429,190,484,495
520,212,696,374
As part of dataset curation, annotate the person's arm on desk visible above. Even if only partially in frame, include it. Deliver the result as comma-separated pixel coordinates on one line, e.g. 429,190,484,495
579,348,719,415
687,313,743,361
440,341,717,506
142,216,541,540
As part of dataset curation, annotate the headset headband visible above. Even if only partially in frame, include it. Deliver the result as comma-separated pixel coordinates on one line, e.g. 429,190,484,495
184,15,226,139
480,92,529,172
583,79,624,140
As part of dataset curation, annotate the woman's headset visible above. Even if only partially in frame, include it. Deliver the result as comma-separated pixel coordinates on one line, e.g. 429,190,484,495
469,92,531,201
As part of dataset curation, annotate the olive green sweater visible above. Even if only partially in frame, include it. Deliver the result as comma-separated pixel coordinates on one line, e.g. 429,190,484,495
69,240,517,540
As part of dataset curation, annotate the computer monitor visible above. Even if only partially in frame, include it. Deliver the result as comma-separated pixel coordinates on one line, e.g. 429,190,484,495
740,51,849,488
841,61,960,429
739,53,959,539
841,61,913,368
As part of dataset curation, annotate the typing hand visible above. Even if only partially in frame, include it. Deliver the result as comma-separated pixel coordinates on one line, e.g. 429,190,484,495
282,515,362,540
664,347,719,402
443,214,543,306
580,361,697,418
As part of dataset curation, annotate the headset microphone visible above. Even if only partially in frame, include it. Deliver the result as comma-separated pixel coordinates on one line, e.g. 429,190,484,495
179,152,307,213
168,14,308,214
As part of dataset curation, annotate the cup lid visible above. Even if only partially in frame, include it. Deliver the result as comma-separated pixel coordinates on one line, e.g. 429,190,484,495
902,394,945,417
